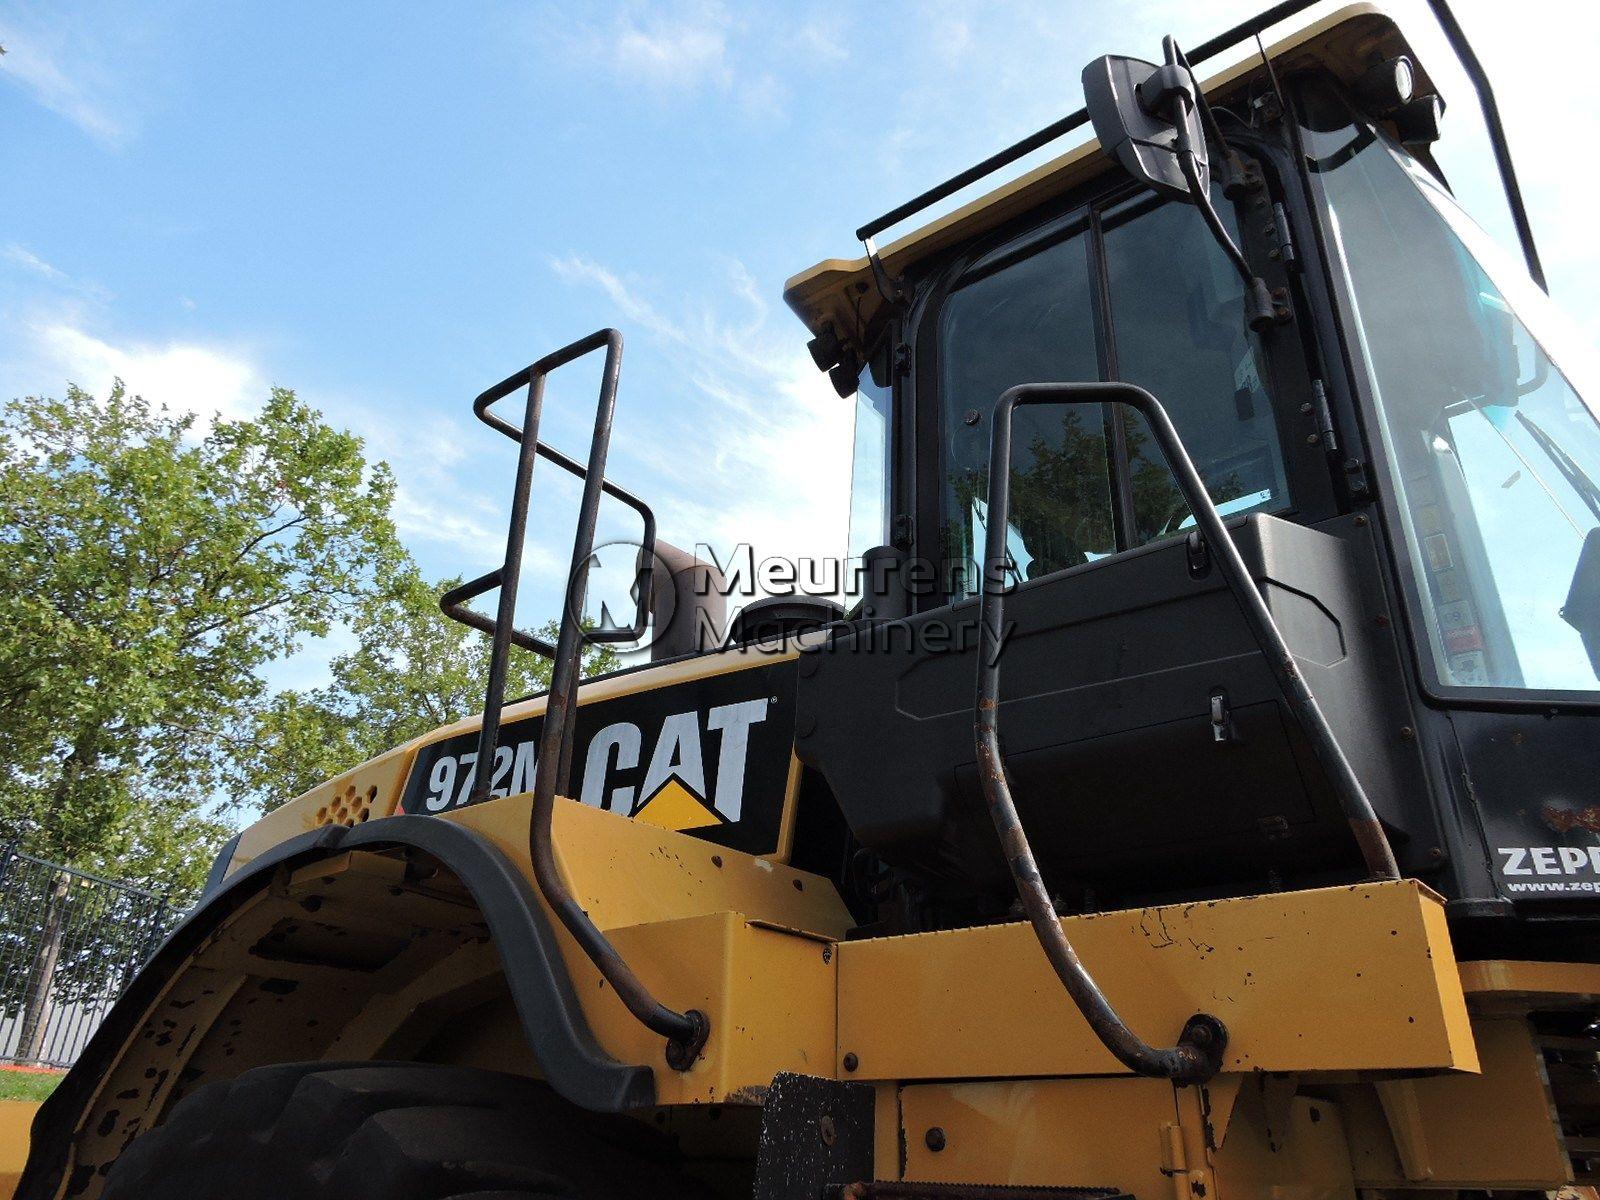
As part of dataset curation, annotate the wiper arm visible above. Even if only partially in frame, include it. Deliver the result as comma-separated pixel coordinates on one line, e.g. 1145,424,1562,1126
1516,411,1600,525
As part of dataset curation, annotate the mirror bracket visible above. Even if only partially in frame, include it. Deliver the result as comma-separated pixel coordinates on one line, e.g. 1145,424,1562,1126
1083,54,1209,202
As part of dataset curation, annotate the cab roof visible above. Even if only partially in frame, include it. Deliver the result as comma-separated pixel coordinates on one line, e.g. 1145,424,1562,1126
782,3,1434,358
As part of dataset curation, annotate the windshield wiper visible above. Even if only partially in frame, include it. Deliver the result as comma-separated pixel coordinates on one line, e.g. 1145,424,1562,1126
1516,411,1600,525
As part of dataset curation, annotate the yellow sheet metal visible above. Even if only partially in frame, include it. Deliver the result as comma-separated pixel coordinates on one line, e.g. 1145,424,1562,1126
836,881,1476,1080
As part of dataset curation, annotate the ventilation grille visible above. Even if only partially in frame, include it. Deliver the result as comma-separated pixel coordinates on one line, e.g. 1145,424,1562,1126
315,782,380,828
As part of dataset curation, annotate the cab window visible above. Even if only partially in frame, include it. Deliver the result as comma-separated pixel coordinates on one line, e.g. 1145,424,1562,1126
937,224,1112,595
1102,192,1286,545
933,183,1289,598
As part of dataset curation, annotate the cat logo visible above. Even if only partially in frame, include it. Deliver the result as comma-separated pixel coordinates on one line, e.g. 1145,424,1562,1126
577,700,770,828
408,698,772,830
400,661,798,855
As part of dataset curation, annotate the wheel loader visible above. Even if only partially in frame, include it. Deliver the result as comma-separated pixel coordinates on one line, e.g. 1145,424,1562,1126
21,2,1600,1197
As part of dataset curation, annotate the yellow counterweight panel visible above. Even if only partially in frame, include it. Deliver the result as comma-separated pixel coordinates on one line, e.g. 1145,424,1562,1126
836,881,1476,1080
1207,1085,1359,1200
440,793,850,937
898,1078,1181,1197
1337,1017,1572,1189
894,1077,1359,1200
441,793,850,1104
567,912,838,1106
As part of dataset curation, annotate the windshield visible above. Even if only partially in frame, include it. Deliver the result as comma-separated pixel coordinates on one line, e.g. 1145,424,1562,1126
1306,86,1600,692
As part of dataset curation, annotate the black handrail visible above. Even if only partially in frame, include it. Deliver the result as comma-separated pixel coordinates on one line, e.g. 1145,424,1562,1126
975,381,1400,1082
855,0,1545,292
442,328,708,1069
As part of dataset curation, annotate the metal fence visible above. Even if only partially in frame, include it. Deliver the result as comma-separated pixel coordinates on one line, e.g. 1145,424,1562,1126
0,845,172,1069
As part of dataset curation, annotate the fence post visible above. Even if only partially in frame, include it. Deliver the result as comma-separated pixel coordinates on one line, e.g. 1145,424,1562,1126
0,840,19,889
15,868,71,1065
136,891,171,970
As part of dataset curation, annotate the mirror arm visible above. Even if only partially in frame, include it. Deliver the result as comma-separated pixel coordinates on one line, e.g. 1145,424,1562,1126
1168,37,1251,198
1168,77,1277,333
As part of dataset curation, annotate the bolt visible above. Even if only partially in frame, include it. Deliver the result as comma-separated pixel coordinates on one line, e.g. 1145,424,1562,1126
710,855,723,869
1306,433,1320,446
821,944,833,963
925,1127,947,1152
963,409,981,426
1429,846,1445,862
1400,725,1415,741
1301,402,1314,415
819,1115,837,1147
1353,514,1368,527
842,1052,859,1072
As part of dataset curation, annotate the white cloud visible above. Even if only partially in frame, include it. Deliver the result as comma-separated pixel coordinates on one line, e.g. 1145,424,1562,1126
4,244,65,281
0,24,126,143
612,5,732,91
556,2,734,93
551,253,854,607
391,485,494,548
542,1,811,119
23,320,262,425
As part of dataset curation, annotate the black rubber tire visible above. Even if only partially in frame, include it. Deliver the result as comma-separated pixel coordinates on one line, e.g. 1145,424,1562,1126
99,1061,715,1200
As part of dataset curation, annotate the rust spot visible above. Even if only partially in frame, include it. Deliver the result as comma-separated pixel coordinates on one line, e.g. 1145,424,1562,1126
1541,801,1600,834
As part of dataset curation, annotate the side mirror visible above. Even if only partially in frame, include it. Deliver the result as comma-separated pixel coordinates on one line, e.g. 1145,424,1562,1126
1082,54,1209,203
1562,527,1600,680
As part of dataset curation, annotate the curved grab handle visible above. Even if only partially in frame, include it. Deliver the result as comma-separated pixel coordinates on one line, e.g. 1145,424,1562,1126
975,380,1399,1083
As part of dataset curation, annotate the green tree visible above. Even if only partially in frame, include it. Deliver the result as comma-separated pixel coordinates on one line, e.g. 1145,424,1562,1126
0,381,400,1062
231,569,620,812
0,382,401,887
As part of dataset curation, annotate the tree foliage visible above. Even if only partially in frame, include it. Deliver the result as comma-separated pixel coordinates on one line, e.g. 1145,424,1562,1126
230,570,620,811
0,383,400,892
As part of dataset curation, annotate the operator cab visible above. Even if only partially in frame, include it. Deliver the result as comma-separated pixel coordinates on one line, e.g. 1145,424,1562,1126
786,5,1600,954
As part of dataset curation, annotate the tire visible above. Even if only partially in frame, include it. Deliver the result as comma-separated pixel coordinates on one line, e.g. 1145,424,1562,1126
99,1061,716,1200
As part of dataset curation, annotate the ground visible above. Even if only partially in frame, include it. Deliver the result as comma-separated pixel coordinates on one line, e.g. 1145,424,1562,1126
0,1067,63,1103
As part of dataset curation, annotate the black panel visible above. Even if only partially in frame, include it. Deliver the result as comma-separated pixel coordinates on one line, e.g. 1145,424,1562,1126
401,658,797,856
753,1072,875,1200
795,514,1434,911
1454,709,1600,902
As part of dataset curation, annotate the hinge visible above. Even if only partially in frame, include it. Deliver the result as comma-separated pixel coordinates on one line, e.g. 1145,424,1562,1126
1308,379,1338,453
1160,1122,1187,1177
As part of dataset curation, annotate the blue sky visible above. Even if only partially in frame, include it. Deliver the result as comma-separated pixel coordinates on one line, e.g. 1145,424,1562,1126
3,0,1597,692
